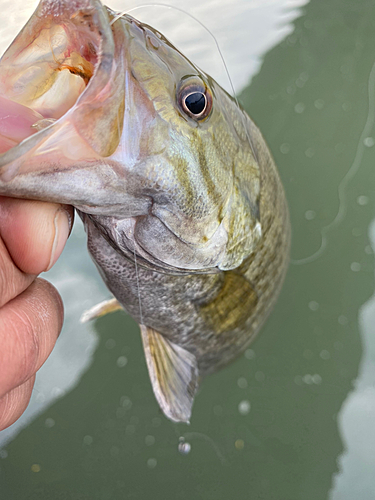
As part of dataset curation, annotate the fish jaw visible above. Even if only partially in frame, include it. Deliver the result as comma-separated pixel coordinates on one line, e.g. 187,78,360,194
0,0,141,213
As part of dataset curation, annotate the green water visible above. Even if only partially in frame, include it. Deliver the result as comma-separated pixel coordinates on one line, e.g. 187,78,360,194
1,0,375,498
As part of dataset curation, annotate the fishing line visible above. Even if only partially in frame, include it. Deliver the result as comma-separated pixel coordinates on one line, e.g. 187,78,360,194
110,3,258,160
291,60,375,265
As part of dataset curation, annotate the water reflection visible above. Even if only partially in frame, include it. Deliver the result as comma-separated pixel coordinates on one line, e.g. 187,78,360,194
1,0,375,499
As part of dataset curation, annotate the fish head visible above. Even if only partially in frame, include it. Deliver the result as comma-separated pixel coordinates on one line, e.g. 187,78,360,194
0,0,262,273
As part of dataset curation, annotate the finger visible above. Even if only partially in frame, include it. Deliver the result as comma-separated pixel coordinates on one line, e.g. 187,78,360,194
0,197,74,275
0,376,35,431
0,278,63,399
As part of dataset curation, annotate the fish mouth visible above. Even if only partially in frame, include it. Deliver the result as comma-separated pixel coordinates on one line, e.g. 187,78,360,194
0,0,125,166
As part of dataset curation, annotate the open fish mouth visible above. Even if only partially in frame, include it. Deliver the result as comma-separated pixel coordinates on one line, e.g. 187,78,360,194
0,0,126,170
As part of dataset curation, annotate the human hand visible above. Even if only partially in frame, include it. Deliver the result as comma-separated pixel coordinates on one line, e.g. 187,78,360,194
0,197,73,430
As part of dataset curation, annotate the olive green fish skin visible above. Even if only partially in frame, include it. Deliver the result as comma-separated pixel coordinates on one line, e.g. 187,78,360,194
0,0,290,417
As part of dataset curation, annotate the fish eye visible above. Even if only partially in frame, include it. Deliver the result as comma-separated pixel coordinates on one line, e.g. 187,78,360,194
178,81,212,121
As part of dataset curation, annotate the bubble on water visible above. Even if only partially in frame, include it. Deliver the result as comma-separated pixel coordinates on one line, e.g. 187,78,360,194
255,371,265,382
308,301,319,311
237,377,248,389
314,98,325,109
105,339,116,349
0,450,8,459
178,438,191,455
280,143,290,154
305,210,316,220
117,356,128,368
36,392,46,403
83,435,93,445
320,350,331,360
238,400,251,415
147,458,157,469
302,374,314,384
312,374,322,384
364,137,375,147
338,315,348,325
235,439,245,450
305,147,315,158
120,396,132,409
51,387,64,398
357,195,369,205
145,435,155,446
31,464,41,473
244,349,255,360
294,102,305,113
45,418,55,428
350,262,361,272
286,85,296,95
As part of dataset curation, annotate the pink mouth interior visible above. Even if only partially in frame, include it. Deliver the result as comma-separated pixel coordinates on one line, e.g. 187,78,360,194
0,96,44,153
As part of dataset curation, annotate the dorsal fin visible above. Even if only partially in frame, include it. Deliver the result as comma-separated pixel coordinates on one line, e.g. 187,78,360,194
140,325,199,423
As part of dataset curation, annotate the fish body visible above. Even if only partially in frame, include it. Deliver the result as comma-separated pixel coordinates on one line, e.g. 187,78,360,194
0,0,290,422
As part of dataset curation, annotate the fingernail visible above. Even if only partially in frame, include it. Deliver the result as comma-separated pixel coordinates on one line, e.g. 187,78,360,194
46,209,71,271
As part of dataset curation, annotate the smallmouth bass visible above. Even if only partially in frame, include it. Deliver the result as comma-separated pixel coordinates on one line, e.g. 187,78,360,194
0,0,290,422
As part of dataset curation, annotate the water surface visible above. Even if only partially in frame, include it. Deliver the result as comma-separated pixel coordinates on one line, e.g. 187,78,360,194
1,0,375,499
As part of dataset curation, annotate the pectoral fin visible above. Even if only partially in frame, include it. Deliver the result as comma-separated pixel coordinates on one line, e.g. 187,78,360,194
140,325,199,423
80,298,123,323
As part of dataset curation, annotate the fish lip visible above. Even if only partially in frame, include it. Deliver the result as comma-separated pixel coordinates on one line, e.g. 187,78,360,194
0,0,116,171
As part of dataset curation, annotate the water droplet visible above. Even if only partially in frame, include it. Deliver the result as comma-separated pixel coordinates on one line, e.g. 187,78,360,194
308,301,319,311
350,262,361,272
0,450,8,459
51,387,64,398
45,418,55,428
120,396,132,409
280,143,290,154
147,458,157,469
36,393,46,403
244,349,255,360
302,374,314,384
294,102,305,113
117,356,128,368
312,374,322,384
364,137,374,147
178,439,191,455
255,371,265,382
83,435,93,445
338,315,348,326
314,98,325,109
105,339,116,349
235,439,245,450
320,350,331,360
237,377,248,389
305,210,316,220
357,195,369,205
145,435,155,446
31,464,41,473
238,400,251,415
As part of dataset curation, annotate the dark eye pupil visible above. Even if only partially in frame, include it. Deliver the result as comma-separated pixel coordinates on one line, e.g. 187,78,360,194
184,92,206,115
